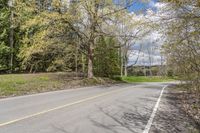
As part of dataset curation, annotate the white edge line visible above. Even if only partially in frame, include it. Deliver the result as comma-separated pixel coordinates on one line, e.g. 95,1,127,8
0,86,131,127
143,85,168,133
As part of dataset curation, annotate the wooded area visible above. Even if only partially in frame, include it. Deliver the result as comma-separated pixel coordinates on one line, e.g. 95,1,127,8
161,0,200,92
0,0,200,92
0,0,149,78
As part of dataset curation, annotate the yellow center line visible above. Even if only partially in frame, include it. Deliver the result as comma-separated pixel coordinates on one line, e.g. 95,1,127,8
0,87,129,127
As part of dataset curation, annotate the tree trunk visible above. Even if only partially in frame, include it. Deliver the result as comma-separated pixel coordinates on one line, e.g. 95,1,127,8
142,53,146,77
124,54,128,77
9,5,14,73
124,60,127,77
147,47,153,77
75,42,78,77
120,47,123,77
143,65,146,77
82,54,85,74
87,43,94,78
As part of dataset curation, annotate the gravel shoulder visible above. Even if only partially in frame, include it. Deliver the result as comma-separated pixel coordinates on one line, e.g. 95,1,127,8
150,86,200,133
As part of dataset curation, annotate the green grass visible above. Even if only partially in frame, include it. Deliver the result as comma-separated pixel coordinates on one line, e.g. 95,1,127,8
122,76,176,83
0,74,176,98
0,73,62,97
0,73,117,98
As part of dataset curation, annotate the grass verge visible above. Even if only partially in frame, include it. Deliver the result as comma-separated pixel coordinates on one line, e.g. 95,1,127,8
0,73,117,98
121,76,175,83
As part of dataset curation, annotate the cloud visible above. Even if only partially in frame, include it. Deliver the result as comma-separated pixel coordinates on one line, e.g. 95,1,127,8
128,28,163,66
154,2,167,9
128,51,163,66
127,1,168,66
149,1,156,8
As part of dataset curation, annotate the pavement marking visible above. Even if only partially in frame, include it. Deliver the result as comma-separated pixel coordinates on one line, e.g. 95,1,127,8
143,85,167,133
0,87,129,127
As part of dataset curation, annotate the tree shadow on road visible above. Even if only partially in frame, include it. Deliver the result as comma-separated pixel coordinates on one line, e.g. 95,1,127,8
150,89,200,133
51,87,200,133
88,101,154,133
88,92,200,133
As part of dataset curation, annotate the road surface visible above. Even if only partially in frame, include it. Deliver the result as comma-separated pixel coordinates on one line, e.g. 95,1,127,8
0,83,190,133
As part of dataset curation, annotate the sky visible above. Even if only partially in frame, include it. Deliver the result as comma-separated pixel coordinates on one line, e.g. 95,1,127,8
125,0,164,66
113,0,158,13
127,0,158,13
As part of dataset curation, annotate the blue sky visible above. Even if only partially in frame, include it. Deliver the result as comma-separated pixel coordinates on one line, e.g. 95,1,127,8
114,0,158,13
128,0,158,13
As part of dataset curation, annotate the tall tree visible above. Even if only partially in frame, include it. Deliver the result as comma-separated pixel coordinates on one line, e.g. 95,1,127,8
8,0,15,72
0,0,10,71
13,0,147,78
94,36,121,77
64,0,137,78
159,0,200,91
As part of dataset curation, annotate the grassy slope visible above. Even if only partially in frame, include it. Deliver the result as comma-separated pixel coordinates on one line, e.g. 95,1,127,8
0,73,116,98
122,76,175,83
0,74,175,98
0,73,60,97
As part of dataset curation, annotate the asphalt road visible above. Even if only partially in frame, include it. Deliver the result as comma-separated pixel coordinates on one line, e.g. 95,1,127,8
0,83,171,133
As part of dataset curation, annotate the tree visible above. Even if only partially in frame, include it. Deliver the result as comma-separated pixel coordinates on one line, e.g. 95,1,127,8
9,0,149,78
94,36,121,77
158,0,200,91
64,0,139,78
114,12,151,77
17,0,80,72
0,0,11,72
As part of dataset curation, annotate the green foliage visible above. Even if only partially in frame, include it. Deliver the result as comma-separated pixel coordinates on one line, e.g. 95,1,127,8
19,24,77,72
18,8,80,72
16,0,125,76
0,44,10,71
94,37,121,77
163,0,200,92
0,0,145,78
0,0,10,71
128,66,157,76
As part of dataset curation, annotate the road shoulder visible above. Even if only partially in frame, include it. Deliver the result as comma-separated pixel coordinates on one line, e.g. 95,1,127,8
150,86,200,133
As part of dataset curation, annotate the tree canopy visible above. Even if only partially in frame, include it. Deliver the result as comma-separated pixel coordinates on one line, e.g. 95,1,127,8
0,0,148,77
